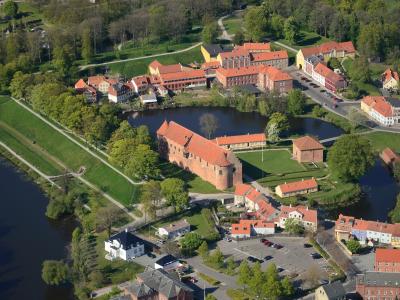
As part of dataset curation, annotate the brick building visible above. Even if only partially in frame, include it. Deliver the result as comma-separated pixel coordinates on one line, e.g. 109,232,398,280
251,50,289,69
292,136,324,163
213,133,266,150
159,69,206,91
157,121,242,190
313,63,347,92
275,178,318,198
374,248,400,273
258,66,293,93
356,272,400,300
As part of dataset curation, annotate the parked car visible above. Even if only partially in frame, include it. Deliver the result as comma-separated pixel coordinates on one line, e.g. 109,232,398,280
247,256,256,262
264,255,273,261
310,253,322,259
303,243,312,248
275,244,283,249
277,267,284,273
260,238,266,243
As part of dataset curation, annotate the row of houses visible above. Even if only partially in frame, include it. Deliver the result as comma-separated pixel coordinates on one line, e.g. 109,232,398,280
361,95,400,127
231,183,318,238
335,213,400,247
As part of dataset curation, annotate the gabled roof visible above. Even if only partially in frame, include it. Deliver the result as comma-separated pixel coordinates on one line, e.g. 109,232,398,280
203,44,232,57
320,281,346,299
382,68,399,83
293,136,323,151
156,121,232,167
214,133,266,146
75,78,87,89
216,65,260,77
149,60,163,70
201,61,221,69
357,272,400,287
277,178,318,195
375,248,400,264
246,188,262,203
219,48,250,59
231,219,274,235
158,64,182,74
132,75,150,87
260,65,292,81
380,147,400,164
160,69,205,82
300,41,356,58
234,183,253,196
280,205,318,224
314,63,344,83
107,230,144,250
241,42,271,52
252,50,288,62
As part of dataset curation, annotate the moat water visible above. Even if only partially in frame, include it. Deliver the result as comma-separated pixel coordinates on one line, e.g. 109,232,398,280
0,160,75,300
129,106,400,222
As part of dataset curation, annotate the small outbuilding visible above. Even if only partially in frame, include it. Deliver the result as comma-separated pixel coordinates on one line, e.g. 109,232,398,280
292,136,324,163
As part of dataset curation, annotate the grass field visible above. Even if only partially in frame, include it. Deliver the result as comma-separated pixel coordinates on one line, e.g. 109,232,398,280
277,31,331,49
0,96,138,206
223,15,243,35
365,131,400,152
96,46,204,78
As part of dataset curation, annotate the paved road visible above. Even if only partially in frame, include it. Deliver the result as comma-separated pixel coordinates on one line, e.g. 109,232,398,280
79,42,203,70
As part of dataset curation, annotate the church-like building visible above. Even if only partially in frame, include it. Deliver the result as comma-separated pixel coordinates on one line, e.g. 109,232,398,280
157,121,242,190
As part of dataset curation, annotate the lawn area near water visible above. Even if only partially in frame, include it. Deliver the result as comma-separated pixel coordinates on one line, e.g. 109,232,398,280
0,96,138,206
365,131,400,152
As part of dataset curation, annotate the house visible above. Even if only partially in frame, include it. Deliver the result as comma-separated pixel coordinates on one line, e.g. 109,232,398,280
148,60,183,76
140,92,158,109
296,41,356,70
131,75,151,94
380,147,400,167
74,79,98,103
382,68,399,91
154,255,183,272
278,205,318,232
159,69,206,92
213,133,266,150
231,219,275,239
201,44,233,62
334,214,400,247
315,281,346,300
234,183,255,206
361,96,400,127
374,248,400,273
293,136,324,163
158,219,190,239
108,83,134,103
356,272,400,300
258,65,293,93
114,267,193,300
275,178,318,198
104,229,145,261
88,75,118,94
250,50,289,69
313,63,347,92
157,121,243,190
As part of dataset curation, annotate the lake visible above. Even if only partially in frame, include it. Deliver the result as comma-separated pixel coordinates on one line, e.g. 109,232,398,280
0,160,75,300
127,107,344,140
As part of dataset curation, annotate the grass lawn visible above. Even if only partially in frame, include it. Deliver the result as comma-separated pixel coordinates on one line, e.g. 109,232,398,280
277,31,331,49
96,46,204,78
160,161,221,194
365,131,400,152
226,289,250,300
0,2,43,31
223,15,243,35
0,96,139,206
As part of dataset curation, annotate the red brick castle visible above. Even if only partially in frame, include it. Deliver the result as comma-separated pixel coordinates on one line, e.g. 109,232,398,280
157,121,243,190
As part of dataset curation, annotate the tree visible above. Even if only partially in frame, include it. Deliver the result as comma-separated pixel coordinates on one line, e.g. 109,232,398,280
264,263,283,300
287,89,306,115
202,22,219,44
281,276,295,297
284,16,299,44
125,144,160,180
346,239,361,254
199,113,219,139
95,206,122,237
3,1,18,19
233,29,245,45
161,178,189,212
52,45,74,78
81,28,93,63
284,218,305,234
327,135,375,182
389,194,400,223
9,71,33,99
161,240,182,258
393,162,400,182
249,262,264,298
226,256,236,275
108,139,137,168
208,247,224,269
41,260,69,285
244,6,267,41
237,260,252,290
198,241,209,258
347,108,368,130
180,232,202,256
348,57,371,83
265,112,289,142
140,180,162,221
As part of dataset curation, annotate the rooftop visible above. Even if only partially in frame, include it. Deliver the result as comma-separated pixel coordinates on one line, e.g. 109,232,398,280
214,133,266,146
234,183,253,196
293,136,323,151
320,281,346,299
203,44,232,57
107,230,144,250
155,254,178,267
277,178,318,194
280,205,318,224
375,248,400,264
382,68,399,83
314,63,344,83
160,219,190,233
300,41,356,58
357,272,400,287
252,50,288,62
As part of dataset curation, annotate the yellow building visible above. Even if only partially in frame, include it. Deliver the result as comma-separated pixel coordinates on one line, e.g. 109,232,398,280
201,44,230,62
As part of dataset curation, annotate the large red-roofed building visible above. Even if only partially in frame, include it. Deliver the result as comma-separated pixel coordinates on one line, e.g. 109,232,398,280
157,121,242,190
213,133,266,150
374,248,400,273
361,96,400,127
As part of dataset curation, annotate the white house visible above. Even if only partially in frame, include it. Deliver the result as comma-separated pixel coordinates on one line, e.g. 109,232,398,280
108,83,134,103
104,229,145,261
158,219,190,239
278,205,318,232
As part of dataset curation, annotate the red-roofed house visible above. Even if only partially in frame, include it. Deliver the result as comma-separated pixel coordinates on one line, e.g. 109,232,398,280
74,79,98,103
88,76,118,94
278,205,318,232
382,68,399,91
108,83,134,103
157,121,242,190
216,66,260,88
214,133,266,150
231,219,275,239
361,96,400,126
159,69,206,92
251,50,289,69
234,183,253,205
296,41,356,70
258,66,293,93
312,63,347,92
292,136,324,163
380,147,400,167
131,75,151,94
374,248,400,272
236,42,271,53
275,178,318,198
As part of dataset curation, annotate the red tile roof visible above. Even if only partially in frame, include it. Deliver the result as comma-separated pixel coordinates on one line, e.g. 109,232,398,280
246,188,262,203
256,199,279,221
216,65,261,77
214,133,266,146
158,64,183,74
280,205,318,224
219,48,250,59
234,183,253,196
75,78,87,89
382,68,399,83
242,42,271,52
160,69,205,82
380,147,400,165
156,121,232,167
252,50,288,62
149,60,163,70
277,178,318,194
374,99,394,117
300,41,356,58
201,61,221,69
231,219,274,235
362,95,386,107
353,219,396,234
293,136,323,151
260,66,292,81
132,75,150,88
88,75,106,87
314,63,344,83
375,248,400,264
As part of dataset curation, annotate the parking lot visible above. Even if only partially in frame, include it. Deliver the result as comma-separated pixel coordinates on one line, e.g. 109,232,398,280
218,236,332,288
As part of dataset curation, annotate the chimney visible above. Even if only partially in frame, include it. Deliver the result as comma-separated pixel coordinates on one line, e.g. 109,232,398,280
125,228,128,233
289,204,292,208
